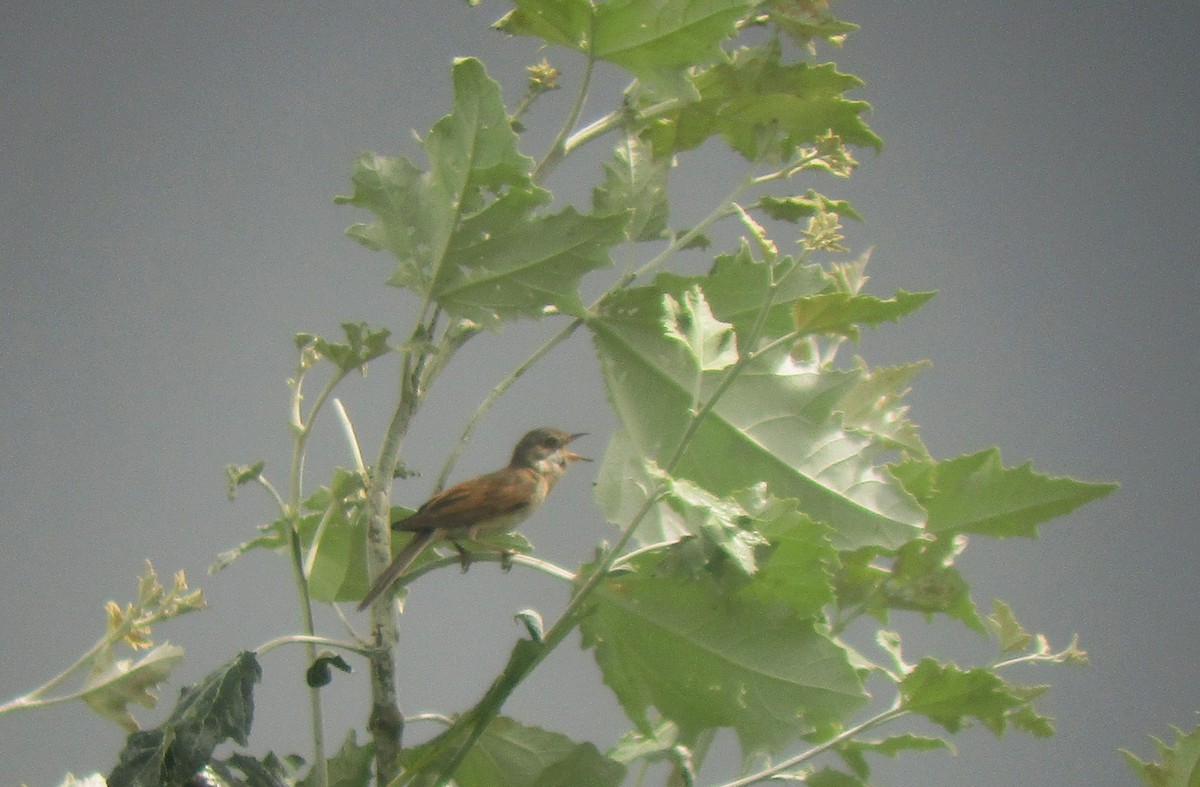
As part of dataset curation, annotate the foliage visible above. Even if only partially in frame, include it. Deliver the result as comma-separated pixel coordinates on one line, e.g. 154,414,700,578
6,2,1124,786
1124,722,1200,787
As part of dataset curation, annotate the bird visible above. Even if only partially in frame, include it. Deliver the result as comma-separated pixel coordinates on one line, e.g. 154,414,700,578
357,427,589,611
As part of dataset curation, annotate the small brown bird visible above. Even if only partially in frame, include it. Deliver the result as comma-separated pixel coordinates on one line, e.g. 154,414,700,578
357,428,589,611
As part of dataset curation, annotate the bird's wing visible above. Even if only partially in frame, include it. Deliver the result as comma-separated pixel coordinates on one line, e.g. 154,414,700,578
396,467,540,532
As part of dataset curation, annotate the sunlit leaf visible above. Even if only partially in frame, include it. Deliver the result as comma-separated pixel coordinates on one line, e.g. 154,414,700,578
81,643,184,732
790,290,935,340
498,0,753,97
639,44,881,160
892,448,1118,538
582,549,866,753
591,285,925,551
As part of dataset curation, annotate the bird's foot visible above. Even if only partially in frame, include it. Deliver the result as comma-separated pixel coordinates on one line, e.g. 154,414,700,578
452,541,472,573
500,550,514,572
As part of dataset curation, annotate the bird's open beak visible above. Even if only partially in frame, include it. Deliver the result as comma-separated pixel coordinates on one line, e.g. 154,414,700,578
564,432,591,462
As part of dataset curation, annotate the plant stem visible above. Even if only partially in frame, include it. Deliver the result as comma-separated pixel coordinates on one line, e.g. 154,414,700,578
533,21,595,183
720,702,908,787
287,368,347,787
255,634,375,659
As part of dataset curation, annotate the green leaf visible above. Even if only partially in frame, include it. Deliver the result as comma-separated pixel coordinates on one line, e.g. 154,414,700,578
654,243,830,341
209,527,285,573
650,467,770,576
300,730,374,787
433,206,625,327
581,549,867,754
207,751,305,787
837,360,931,459
764,0,860,51
498,0,753,97
805,768,866,787
1123,723,1200,787
305,504,367,603
296,322,391,373
224,460,265,501
590,285,926,551
108,651,261,787
987,599,1033,653
898,659,1024,735
662,286,738,372
892,448,1118,538
607,719,679,765
734,486,836,617
593,134,670,241
530,742,625,787
336,57,552,310
836,733,951,781
639,44,881,160
790,289,936,340
80,643,184,733
404,716,623,787
760,191,863,223
881,537,984,632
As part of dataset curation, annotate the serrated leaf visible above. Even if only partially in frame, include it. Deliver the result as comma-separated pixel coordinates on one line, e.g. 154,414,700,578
648,467,770,576
433,206,624,327
654,244,831,341
582,549,867,754
765,0,860,51
898,659,1024,734
208,751,305,787
987,599,1032,653
591,285,925,551
892,448,1118,538
881,537,984,632
336,58,550,303
760,191,862,223
838,360,930,458
498,0,752,97
639,44,880,160
836,733,950,781
300,730,373,787
108,651,261,787
308,323,391,373
81,643,184,732
662,287,738,372
791,290,935,340
1123,723,1200,787
734,486,836,617
593,134,670,241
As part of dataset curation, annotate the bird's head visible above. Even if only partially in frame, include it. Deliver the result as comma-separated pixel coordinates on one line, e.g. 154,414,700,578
511,428,590,471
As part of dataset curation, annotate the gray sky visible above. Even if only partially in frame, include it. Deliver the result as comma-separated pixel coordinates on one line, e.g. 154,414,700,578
2,2,1197,785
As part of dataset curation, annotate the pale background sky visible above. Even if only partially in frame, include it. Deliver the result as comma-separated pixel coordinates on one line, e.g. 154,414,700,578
2,2,1197,785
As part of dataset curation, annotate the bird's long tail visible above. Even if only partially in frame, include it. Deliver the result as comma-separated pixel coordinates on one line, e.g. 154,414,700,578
356,529,437,611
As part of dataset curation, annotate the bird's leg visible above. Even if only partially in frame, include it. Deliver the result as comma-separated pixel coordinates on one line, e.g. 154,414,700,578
451,540,472,572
